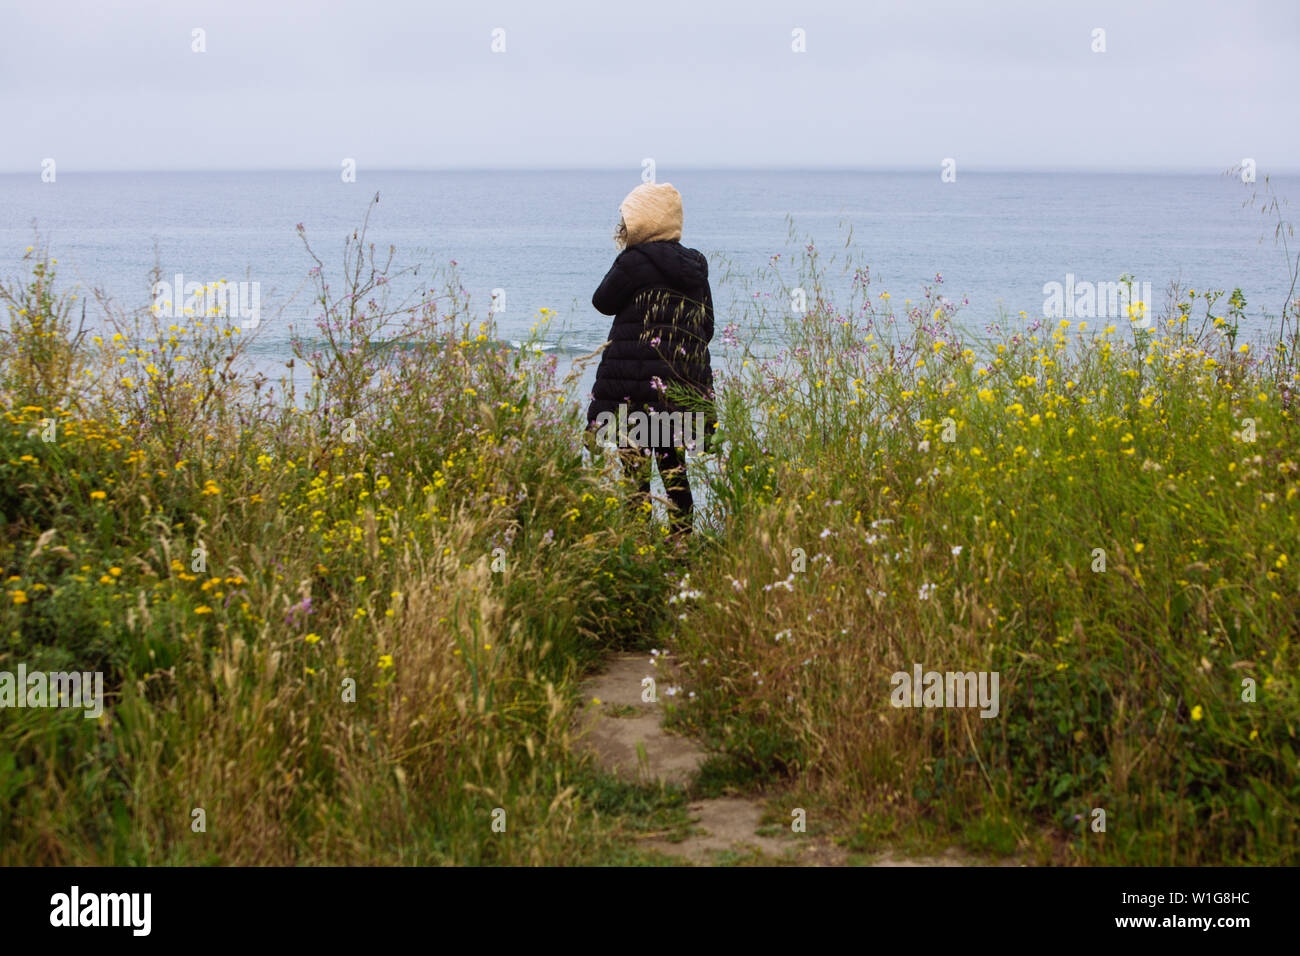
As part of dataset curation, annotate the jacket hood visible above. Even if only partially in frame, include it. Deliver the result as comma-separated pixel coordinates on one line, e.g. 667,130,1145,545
619,182,683,246
625,240,708,294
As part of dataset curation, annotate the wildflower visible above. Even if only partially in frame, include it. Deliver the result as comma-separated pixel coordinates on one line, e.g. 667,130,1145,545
195,605,213,615
951,545,963,556
304,633,322,644
90,490,107,500
11,591,28,605
1191,705,1204,721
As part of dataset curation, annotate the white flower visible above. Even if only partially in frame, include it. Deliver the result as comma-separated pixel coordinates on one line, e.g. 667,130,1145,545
775,629,791,642
917,440,930,452
951,545,963,556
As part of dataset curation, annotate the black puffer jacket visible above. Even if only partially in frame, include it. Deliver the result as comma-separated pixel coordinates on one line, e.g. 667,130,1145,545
586,240,717,445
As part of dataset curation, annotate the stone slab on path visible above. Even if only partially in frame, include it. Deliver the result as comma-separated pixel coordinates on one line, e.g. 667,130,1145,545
574,651,706,787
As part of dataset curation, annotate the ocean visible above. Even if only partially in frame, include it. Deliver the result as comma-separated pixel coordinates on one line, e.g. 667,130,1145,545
3,169,1296,398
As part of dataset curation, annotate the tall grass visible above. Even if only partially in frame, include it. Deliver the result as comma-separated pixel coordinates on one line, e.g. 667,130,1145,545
672,237,1299,864
3,201,1297,865
0,211,679,864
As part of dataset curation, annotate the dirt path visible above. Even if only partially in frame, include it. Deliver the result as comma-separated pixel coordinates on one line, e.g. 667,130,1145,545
573,651,845,865
573,652,1006,866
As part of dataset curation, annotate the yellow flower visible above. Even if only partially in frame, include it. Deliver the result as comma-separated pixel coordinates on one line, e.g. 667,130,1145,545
109,567,122,577
304,633,322,644
11,591,28,605
194,605,213,615
378,654,394,669
1190,705,1204,721
90,490,107,500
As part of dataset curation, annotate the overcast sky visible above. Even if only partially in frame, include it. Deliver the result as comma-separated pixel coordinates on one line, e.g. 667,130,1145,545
1,0,1296,173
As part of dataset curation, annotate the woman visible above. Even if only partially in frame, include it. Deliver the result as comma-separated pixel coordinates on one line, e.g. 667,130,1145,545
586,182,717,537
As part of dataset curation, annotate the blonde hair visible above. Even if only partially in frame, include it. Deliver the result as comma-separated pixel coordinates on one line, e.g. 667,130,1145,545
613,215,628,250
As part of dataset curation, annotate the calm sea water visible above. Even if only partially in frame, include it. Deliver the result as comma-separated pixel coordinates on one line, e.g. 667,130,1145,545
2,170,1296,381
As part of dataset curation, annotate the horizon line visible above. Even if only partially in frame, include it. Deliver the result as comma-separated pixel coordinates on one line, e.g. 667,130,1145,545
2,164,1295,176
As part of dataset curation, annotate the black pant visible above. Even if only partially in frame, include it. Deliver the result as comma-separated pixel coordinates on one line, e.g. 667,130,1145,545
620,443,693,536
